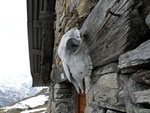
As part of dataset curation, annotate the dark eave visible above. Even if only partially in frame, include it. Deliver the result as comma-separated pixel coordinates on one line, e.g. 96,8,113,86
27,0,55,86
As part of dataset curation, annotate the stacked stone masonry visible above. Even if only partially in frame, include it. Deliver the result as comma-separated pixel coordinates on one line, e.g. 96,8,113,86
50,83,76,113
50,0,150,113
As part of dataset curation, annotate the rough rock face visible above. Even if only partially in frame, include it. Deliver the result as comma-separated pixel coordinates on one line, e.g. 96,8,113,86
50,83,76,113
49,0,150,113
84,41,150,112
133,89,150,104
118,40,150,70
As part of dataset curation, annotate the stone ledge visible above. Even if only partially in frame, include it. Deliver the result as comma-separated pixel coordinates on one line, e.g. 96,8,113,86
133,89,150,104
118,40,150,70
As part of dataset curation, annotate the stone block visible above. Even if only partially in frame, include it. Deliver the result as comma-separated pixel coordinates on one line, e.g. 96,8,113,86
133,106,150,113
97,73,119,89
54,88,71,94
85,73,127,112
87,85,125,112
96,63,118,76
84,106,95,113
85,106,105,113
54,93,72,99
93,88,125,112
119,75,150,113
132,70,150,85
51,101,56,113
133,89,150,104
56,103,73,113
118,40,150,70
106,110,122,113
54,83,71,89
55,98,71,103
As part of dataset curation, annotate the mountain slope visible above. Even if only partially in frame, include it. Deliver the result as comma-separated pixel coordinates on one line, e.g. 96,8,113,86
0,88,49,113
0,75,41,107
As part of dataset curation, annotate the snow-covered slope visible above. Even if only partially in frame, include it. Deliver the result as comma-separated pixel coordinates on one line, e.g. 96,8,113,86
0,88,49,113
0,75,41,107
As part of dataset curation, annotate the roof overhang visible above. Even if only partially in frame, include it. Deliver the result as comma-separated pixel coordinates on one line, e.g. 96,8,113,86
27,0,55,86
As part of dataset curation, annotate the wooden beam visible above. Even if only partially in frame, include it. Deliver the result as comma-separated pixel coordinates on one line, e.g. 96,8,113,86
32,49,42,55
81,0,148,68
33,73,40,76
33,20,42,28
39,11,55,22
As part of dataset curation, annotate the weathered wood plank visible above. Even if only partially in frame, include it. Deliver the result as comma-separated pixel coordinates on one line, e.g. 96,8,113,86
32,49,42,55
81,0,149,68
33,20,42,28
33,73,40,76
39,0,56,86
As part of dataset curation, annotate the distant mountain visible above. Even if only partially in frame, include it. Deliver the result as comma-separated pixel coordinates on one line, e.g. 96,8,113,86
0,88,49,113
0,75,41,107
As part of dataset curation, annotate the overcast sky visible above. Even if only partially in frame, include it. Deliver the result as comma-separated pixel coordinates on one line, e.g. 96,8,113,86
0,0,31,82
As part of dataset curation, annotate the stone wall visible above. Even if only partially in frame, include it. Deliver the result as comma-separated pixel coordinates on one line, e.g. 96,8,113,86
49,0,150,113
50,1,98,113
49,83,76,113
85,40,150,113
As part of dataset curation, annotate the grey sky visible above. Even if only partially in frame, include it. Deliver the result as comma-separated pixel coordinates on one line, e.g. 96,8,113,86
0,0,30,81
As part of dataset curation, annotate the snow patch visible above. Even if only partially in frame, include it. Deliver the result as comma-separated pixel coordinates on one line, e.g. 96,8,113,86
19,95,48,108
5,94,48,111
21,108,47,113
